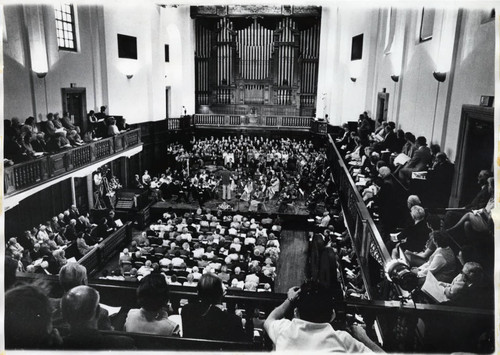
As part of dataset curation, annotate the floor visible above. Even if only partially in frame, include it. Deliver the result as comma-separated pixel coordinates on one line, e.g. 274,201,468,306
274,229,309,293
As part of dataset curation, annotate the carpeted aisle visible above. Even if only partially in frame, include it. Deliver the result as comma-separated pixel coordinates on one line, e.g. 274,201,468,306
274,229,309,293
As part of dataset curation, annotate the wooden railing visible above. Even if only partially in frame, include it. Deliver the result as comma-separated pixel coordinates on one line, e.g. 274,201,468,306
193,114,314,130
4,129,142,197
327,135,397,300
78,222,132,276
15,272,494,353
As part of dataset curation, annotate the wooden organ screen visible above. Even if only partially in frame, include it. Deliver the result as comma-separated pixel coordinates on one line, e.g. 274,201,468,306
194,15,321,117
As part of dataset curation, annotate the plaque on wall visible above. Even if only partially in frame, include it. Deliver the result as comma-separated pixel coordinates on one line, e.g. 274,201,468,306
479,95,494,107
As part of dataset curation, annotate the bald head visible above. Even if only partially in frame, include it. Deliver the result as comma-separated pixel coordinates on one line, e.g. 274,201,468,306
61,285,100,327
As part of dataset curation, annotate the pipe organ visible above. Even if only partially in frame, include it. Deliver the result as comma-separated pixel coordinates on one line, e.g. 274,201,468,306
193,6,321,118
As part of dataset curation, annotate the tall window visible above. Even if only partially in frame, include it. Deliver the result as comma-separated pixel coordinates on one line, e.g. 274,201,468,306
55,4,77,51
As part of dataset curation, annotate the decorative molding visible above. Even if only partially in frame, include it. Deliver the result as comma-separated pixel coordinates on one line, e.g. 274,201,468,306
191,5,321,18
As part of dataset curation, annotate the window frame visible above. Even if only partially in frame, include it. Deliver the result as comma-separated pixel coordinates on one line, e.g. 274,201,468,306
54,3,77,52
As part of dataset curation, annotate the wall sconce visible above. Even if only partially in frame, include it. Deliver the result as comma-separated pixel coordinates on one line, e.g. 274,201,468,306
126,74,133,79
391,75,399,82
432,71,446,82
35,71,47,79
350,77,357,82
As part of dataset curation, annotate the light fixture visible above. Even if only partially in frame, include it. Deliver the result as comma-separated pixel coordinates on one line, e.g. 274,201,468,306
350,77,357,82
36,72,47,79
384,259,418,292
432,71,446,82
126,74,133,79
391,75,399,82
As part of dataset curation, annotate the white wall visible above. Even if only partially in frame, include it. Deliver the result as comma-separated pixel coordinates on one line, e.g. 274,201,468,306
317,6,380,125
102,4,195,123
318,5,494,162
4,4,106,122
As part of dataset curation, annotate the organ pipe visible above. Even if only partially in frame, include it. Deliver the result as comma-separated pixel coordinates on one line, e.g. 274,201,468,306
194,16,320,112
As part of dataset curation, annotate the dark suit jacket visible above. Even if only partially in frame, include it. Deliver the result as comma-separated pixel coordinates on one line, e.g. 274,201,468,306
398,220,431,253
466,185,491,210
181,301,247,342
406,146,432,171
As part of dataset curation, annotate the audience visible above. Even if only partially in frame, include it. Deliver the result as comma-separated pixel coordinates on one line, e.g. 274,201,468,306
264,281,382,351
181,273,248,341
124,273,180,336
61,285,135,349
5,284,63,349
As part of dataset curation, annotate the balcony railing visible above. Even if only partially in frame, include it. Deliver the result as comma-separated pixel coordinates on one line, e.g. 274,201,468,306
4,129,142,197
327,135,397,300
192,114,316,130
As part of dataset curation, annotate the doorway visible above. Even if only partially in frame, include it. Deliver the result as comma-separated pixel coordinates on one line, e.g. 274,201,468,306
376,90,389,128
450,105,494,207
62,88,87,133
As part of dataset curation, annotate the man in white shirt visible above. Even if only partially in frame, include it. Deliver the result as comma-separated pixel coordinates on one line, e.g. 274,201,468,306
264,281,383,352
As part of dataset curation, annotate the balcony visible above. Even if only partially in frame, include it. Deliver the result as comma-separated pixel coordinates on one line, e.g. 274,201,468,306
4,129,142,199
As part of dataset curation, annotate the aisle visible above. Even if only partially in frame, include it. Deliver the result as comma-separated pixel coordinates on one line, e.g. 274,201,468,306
274,230,309,293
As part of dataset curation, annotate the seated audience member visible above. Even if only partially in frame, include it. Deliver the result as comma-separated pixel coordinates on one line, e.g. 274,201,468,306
61,112,81,133
391,205,430,258
425,152,455,208
124,273,180,336
443,170,492,228
61,286,135,350
5,284,63,349
398,136,432,185
107,117,120,137
438,262,489,306
412,231,457,283
264,281,382,351
405,214,441,267
77,233,94,256
51,263,113,334
181,273,247,341
447,177,494,243
106,210,118,230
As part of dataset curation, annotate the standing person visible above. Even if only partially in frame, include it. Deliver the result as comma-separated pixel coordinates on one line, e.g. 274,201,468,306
219,165,232,201
181,273,247,341
264,281,382,352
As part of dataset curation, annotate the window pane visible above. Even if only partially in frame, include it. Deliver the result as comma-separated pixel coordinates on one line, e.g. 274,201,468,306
55,3,77,50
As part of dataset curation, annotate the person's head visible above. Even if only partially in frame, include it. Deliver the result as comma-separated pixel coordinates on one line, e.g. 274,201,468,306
433,231,451,248
234,266,241,274
415,136,427,147
478,170,492,186
407,195,421,210
197,273,224,304
5,285,54,348
435,152,448,164
410,205,425,223
404,132,416,143
59,262,88,292
426,214,441,231
61,285,100,329
461,262,484,286
136,273,170,312
295,281,335,323
378,166,391,179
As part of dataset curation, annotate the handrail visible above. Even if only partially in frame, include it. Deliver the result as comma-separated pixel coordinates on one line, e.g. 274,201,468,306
15,272,494,319
4,129,142,197
327,134,396,300
193,113,314,129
